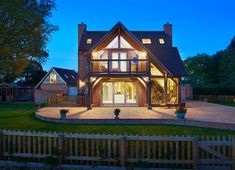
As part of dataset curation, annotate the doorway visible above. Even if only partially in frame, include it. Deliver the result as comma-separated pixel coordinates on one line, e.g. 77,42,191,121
102,81,137,105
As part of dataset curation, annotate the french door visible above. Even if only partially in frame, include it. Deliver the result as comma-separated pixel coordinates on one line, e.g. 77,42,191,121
102,82,137,105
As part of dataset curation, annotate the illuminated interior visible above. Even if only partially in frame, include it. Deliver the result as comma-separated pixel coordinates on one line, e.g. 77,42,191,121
151,78,164,104
102,81,137,105
151,64,163,76
91,35,147,73
49,73,57,83
142,38,151,44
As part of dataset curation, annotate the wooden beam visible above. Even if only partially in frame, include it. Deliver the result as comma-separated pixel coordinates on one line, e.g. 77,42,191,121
164,74,168,103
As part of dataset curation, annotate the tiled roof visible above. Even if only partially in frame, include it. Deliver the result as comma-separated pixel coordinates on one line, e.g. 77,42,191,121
78,22,186,76
53,67,78,86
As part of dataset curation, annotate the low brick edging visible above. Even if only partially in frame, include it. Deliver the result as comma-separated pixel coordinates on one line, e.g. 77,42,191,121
35,112,235,130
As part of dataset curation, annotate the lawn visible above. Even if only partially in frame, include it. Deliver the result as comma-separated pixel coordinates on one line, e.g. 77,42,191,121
209,101,235,107
0,103,235,135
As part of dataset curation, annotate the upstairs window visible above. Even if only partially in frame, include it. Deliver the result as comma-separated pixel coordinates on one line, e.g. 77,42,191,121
50,73,57,83
86,38,93,44
64,74,68,78
159,38,165,44
142,38,151,44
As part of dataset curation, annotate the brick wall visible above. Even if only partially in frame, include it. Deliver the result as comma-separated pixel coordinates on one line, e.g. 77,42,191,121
35,84,68,103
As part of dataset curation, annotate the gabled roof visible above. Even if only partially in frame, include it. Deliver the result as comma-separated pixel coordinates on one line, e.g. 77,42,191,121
79,22,186,77
35,67,78,88
53,67,78,86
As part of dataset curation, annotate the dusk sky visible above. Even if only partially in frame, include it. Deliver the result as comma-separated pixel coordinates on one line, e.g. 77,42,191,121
45,0,235,71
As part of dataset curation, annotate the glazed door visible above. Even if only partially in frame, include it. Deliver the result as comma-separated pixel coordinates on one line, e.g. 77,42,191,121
113,82,125,104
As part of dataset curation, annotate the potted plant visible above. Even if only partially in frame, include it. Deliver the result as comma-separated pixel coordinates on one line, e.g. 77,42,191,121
114,108,121,120
175,106,187,119
60,109,69,119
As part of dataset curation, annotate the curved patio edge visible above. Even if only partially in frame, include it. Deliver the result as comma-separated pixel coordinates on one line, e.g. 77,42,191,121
35,112,235,131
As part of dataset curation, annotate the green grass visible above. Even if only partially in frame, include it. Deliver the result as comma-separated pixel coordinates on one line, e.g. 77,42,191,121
209,101,235,107
0,103,235,135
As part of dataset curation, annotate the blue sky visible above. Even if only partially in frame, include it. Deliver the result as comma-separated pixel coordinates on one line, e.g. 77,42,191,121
45,0,235,71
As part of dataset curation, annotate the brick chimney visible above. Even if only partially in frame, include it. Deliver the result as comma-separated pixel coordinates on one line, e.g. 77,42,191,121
78,22,87,47
164,23,172,46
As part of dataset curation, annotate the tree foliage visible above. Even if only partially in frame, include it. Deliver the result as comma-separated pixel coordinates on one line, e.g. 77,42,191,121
17,60,47,86
183,36,235,95
0,0,58,83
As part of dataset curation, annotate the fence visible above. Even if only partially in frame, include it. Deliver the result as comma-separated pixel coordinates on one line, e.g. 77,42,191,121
0,130,234,169
194,95,235,103
47,95,85,107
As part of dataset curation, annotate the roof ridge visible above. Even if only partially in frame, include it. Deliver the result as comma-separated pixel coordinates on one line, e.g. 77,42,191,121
52,67,75,72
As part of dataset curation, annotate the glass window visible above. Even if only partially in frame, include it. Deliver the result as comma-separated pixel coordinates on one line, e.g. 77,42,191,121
120,52,127,72
120,36,134,49
151,64,163,76
111,52,119,71
114,82,125,104
142,38,151,44
167,78,177,100
106,36,119,48
50,74,57,83
151,78,164,104
159,38,165,44
126,82,137,103
86,38,92,44
102,82,113,104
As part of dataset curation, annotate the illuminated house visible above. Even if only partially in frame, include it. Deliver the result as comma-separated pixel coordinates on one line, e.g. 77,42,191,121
78,22,185,109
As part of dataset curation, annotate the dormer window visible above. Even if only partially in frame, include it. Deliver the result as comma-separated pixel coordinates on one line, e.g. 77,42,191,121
159,38,165,44
71,75,75,79
142,38,151,44
64,74,68,78
86,38,93,44
50,73,56,83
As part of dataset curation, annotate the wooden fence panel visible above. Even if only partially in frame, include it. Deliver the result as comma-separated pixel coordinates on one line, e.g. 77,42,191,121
0,130,234,169
47,95,85,107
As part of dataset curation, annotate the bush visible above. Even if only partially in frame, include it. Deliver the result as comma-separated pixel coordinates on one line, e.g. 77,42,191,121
194,86,235,95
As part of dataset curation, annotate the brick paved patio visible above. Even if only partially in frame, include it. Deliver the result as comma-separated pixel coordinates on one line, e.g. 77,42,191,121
37,101,235,124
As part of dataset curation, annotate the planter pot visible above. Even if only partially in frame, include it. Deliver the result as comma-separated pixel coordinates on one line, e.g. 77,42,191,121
176,113,186,119
60,112,67,119
114,111,120,120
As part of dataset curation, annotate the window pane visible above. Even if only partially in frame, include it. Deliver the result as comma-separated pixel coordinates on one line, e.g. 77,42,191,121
151,64,163,76
151,78,164,104
120,52,127,72
114,82,125,103
120,36,134,48
106,36,118,48
126,82,137,103
111,52,119,71
102,82,113,104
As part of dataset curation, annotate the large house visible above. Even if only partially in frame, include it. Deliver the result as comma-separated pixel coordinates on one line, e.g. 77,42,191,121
78,22,185,109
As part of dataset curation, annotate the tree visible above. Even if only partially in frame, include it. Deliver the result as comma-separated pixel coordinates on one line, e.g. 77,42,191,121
17,60,47,86
183,54,217,87
183,36,235,95
0,0,58,83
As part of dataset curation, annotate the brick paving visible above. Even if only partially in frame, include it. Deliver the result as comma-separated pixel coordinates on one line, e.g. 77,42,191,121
37,101,235,124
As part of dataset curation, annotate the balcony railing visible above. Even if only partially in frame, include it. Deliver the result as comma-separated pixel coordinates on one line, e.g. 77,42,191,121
89,59,150,74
